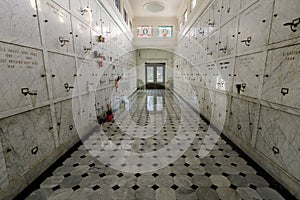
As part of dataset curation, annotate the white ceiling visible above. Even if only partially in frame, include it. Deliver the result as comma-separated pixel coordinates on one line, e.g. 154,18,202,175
128,0,182,18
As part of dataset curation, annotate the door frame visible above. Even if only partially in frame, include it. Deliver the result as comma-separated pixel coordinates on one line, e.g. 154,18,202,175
145,63,166,89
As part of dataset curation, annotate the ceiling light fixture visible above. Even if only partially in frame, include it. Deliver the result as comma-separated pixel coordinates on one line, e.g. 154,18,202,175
144,2,167,13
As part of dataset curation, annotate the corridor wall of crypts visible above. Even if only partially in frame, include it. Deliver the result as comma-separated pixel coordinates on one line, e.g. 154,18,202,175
0,0,137,199
174,0,300,198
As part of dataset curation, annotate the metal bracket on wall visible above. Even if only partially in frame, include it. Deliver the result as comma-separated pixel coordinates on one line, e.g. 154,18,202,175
241,36,252,46
281,88,289,96
31,146,38,155
80,7,91,15
283,17,300,32
83,46,91,53
272,146,280,154
219,46,227,53
64,83,74,92
59,36,70,47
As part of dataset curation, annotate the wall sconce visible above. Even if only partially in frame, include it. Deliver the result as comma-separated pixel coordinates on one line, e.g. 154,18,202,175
64,83,74,92
83,46,91,53
21,88,38,106
241,36,252,46
59,37,70,47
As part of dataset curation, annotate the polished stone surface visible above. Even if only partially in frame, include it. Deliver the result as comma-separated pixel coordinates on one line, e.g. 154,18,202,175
24,90,287,200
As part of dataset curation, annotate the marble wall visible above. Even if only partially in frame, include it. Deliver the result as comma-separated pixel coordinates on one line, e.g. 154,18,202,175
0,0,137,199
174,0,300,198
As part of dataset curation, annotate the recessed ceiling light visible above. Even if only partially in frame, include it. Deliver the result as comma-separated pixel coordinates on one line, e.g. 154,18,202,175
144,2,167,13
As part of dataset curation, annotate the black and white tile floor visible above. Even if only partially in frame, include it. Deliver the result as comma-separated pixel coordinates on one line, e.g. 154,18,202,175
23,90,292,200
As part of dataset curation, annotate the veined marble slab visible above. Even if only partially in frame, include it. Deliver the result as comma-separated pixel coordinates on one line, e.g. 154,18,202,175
48,53,76,99
196,87,205,113
202,89,214,120
90,0,101,30
70,0,90,23
95,89,106,112
205,62,218,90
52,0,69,10
234,52,266,98
240,0,259,11
198,10,210,40
207,30,220,61
101,9,112,37
216,58,234,92
269,0,300,44
195,64,206,87
237,0,273,54
0,106,55,182
199,38,208,64
219,17,238,58
54,99,77,145
229,97,259,144
72,17,92,58
76,59,97,93
211,92,229,131
0,143,9,190
0,0,41,47
72,97,83,137
0,43,48,112
37,0,73,53
207,0,222,32
262,44,300,110
80,93,96,131
256,106,300,181
109,22,117,39
220,0,241,26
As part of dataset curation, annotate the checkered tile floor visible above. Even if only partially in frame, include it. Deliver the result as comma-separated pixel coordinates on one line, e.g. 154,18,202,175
25,90,287,200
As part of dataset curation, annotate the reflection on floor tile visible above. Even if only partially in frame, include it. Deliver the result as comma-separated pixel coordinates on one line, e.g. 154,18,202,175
25,90,287,200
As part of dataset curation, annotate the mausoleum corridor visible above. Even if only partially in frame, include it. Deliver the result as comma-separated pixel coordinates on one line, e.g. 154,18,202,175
0,0,299,199
23,90,287,200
